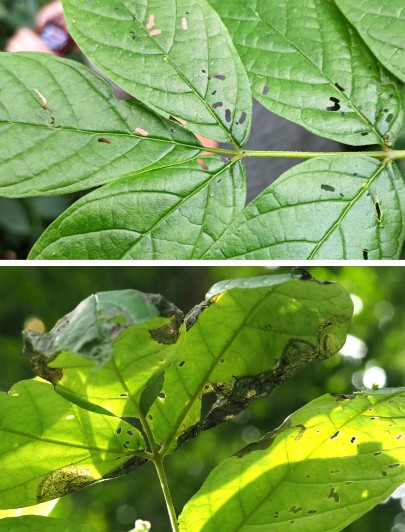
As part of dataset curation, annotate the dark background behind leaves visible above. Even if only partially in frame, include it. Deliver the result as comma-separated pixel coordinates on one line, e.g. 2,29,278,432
0,266,404,531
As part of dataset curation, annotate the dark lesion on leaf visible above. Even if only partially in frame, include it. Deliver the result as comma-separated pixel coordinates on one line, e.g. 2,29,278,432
37,465,96,502
22,330,63,385
147,294,184,344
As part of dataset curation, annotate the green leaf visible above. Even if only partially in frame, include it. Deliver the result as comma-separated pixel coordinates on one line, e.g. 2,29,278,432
62,0,252,145
204,156,405,259
28,158,246,260
23,290,167,368
23,290,185,418
0,515,99,532
0,52,201,198
179,388,405,532
335,0,405,83
208,0,404,145
0,379,145,509
148,273,353,451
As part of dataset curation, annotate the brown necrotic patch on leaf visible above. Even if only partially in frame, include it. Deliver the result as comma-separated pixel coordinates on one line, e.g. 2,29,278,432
37,465,95,502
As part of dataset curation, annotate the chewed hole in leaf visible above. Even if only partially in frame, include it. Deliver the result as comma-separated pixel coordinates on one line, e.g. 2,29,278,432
179,360,185,367
330,431,340,439
212,74,226,80
98,137,112,144
211,102,223,109
182,17,188,30
158,392,166,399
135,127,149,137
262,85,269,95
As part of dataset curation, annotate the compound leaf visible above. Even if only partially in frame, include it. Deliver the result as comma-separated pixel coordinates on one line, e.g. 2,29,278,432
0,515,99,532
23,290,185,419
0,53,201,198
209,0,404,145
0,379,144,509
179,388,405,532
28,158,246,260
148,273,353,451
204,156,405,259
62,0,252,145
335,0,405,83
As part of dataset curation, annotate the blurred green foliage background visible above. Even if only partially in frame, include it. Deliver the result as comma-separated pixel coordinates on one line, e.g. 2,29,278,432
0,265,404,531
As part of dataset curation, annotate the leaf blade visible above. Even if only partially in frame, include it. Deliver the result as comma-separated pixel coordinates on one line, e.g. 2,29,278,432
28,158,246,260
0,52,201,197
0,379,145,509
62,0,252,145
335,0,405,83
205,156,405,260
209,0,404,145
179,388,405,531
148,274,353,451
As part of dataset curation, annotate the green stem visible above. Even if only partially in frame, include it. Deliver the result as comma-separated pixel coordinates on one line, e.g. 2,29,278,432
202,148,405,160
154,456,180,532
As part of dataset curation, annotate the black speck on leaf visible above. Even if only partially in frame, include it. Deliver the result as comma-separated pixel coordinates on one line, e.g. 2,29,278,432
374,201,382,222
116,427,122,434
374,451,382,456
327,97,340,111
321,184,335,192
361,132,369,136
386,113,393,123
211,90,217,95
330,431,339,439
179,360,185,367
388,463,401,469
382,471,388,476
98,137,112,144
334,82,345,91
350,436,356,443
127,430,133,435
363,249,369,260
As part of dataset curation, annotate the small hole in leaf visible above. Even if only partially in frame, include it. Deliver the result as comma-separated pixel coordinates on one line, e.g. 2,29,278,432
386,113,393,123
334,82,345,91
146,14,155,29
330,431,340,440
388,463,401,468
262,85,269,95
158,392,166,399
308,510,317,515
169,127,175,133
182,17,188,30
382,471,388,476
350,436,356,443
127,430,133,436
289,506,302,514
211,102,223,109
329,486,340,502
361,132,369,136
179,360,185,367
212,73,226,80
202,69,206,73
148,415,153,420
123,443,128,449
116,428,122,434
98,137,112,144
125,440,130,445
363,249,369,260
211,90,217,95
225,109,232,122
135,127,149,137
120,393,128,397
374,451,382,456
219,358,225,364
149,30,162,37
239,111,247,124
396,434,403,440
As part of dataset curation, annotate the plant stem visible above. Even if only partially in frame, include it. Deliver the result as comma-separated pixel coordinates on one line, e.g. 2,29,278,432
202,147,405,160
153,456,180,532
